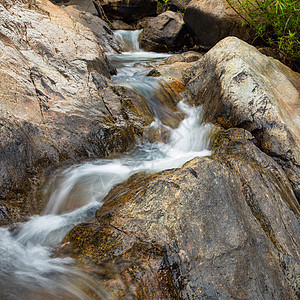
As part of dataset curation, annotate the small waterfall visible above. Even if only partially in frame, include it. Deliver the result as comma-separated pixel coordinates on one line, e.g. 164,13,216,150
44,100,213,215
169,101,213,152
0,99,213,298
0,30,215,300
114,29,142,52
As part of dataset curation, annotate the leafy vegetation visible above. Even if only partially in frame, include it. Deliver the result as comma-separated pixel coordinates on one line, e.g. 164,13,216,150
157,0,169,6
157,0,187,10
225,0,300,59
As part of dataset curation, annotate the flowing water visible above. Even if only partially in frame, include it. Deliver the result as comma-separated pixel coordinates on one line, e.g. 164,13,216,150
0,30,214,299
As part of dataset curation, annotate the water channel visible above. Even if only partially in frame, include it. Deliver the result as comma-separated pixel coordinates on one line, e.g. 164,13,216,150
0,30,214,299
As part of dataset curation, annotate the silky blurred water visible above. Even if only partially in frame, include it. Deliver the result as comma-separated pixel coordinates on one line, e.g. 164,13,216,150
0,30,214,300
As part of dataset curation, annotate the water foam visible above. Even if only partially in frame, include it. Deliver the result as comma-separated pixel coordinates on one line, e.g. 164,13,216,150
0,30,214,299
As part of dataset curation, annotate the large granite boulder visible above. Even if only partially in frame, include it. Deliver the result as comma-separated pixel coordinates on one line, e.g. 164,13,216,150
184,0,254,49
100,0,157,22
0,0,154,224
62,5,121,54
140,11,186,52
63,128,300,299
185,37,300,201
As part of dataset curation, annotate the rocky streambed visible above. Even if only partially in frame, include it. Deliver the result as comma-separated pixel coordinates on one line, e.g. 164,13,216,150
0,0,299,299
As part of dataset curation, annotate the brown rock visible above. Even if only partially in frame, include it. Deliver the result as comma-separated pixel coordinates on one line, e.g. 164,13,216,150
168,0,185,13
163,51,203,65
50,0,99,16
140,11,186,52
100,0,157,22
63,128,300,299
140,80,185,129
148,62,191,81
0,0,153,224
184,0,255,49
182,50,203,62
111,20,134,30
163,53,186,64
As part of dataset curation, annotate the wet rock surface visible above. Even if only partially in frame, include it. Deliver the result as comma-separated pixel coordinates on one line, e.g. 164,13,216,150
63,128,300,299
184,0,254,49
186,37,300,202
140,11,186,52
147,51,203,83
0,0,154,224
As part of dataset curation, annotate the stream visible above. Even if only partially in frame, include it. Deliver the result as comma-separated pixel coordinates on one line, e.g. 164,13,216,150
0,30,213,299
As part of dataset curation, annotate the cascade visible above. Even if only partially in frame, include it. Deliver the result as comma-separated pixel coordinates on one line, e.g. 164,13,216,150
0,30,214,299
114,29,143,52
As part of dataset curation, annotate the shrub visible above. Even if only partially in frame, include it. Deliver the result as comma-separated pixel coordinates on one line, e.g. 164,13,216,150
225,0,300,59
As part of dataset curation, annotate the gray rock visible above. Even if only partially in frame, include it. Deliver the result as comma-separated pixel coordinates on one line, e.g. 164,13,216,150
50,0,99,16
64,128,300,299
63,5,122,54
0,0,153,224
184,0,255,49
185,36,300,201
140,11,186,52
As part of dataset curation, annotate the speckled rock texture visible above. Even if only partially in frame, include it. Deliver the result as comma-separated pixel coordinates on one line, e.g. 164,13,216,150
50,0,99,16
0,0,154,224
185,37,300,202
63,128,300,299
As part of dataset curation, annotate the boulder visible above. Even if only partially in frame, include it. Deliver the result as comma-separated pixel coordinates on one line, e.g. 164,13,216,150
182,50,203,62
168,0,185,13
147,52,203,91
184,0,254,49
50,0,99,16
163,53,186,64
157,0,190,14
111,20,134,30
163,51,203,64
163,51,203,65
148,62,191,81
100,0,157,22
140,11,186,52
185,37,300,201
63,128,300,299
62,5,121,54
0,0,154,224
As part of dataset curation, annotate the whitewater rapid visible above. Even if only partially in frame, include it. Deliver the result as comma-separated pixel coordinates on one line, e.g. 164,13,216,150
0,30,214,300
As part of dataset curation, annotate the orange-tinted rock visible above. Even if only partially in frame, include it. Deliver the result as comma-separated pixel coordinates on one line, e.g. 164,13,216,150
63,128,300,299
0,0,154,224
